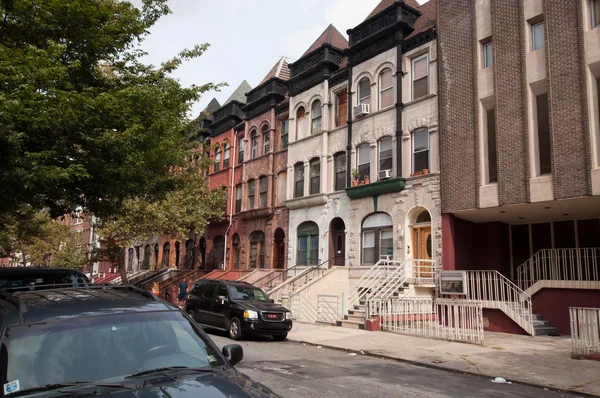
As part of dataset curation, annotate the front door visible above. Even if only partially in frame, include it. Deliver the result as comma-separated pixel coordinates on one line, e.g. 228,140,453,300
333,231,345,266
412,226,432,278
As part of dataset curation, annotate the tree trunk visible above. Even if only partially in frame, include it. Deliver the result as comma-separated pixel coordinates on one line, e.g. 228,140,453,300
118,248,129,285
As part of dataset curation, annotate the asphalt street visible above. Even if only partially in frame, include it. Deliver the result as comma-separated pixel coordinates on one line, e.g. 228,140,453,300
207,331,583,398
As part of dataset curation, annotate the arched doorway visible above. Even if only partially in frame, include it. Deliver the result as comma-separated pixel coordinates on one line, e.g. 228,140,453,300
175,241,180,269
199,237,206,269
232,234,241,270
153,244,159,270
163,242,170,268
411,208,432,276
329,218,346,266
249,231,265,268
127,248,134,272
297,221,319,266
213,236,225,269
273,228,285,269
361,212,393,265
143,245,151,270
185,239,195,269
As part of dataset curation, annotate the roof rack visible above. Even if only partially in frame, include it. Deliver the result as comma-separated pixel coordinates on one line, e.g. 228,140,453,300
4,284,160,301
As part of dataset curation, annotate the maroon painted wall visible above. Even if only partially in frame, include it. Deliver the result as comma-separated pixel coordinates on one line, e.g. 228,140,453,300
532,289,600,335
442,214,510,277
483,309,527,335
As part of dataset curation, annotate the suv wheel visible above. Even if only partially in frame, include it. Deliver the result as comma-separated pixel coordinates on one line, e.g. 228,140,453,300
228,317,243,340
272,333,287,342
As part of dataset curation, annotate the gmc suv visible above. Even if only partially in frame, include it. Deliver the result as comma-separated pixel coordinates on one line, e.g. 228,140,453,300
185,279,292,341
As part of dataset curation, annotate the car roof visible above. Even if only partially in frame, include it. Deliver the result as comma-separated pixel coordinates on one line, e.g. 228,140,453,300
0,286,176,326
0,267,87,276
196,279,255,288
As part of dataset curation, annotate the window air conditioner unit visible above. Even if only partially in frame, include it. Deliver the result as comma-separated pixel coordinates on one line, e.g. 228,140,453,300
379,169,393,180
354,104,371,118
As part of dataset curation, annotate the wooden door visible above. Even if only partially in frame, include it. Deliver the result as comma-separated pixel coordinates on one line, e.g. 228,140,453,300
412,226,432,278
333,231,345,266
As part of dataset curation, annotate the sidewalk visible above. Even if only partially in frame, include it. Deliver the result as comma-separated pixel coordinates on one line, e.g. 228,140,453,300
288,322,600,396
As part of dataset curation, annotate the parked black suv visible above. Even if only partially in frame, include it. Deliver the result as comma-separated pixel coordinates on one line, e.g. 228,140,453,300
185,279,292,341
0,286,280,397
0,267,90,291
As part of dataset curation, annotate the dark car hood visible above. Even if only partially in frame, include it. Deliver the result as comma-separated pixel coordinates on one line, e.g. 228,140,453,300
110,370,279,398
233,300,289,312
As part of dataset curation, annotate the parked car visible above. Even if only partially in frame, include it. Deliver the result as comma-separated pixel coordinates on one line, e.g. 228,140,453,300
185,279,292,341
0,267,90,291
0,285,280,398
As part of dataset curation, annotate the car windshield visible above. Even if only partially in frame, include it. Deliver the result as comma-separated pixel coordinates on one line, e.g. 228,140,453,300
3,311,225,393
228,285,270,302
0,272,89,290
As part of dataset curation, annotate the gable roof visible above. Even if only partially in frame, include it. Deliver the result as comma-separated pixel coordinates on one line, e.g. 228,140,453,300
302,24,348,57
259,56,291,85
223,80,253,105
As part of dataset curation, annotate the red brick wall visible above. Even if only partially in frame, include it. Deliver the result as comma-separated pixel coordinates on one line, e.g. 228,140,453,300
532,289,600,335
483,309,528,335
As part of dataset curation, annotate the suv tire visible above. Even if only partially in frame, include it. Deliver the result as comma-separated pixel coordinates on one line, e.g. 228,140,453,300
272,333,287,341
228,317,243,340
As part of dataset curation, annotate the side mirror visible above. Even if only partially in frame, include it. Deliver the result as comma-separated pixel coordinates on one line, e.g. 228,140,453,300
222,344,243,366
217,295,228,304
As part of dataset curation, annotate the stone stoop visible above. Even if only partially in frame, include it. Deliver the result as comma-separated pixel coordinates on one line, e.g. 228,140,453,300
336,303,367,330
531,312,559,336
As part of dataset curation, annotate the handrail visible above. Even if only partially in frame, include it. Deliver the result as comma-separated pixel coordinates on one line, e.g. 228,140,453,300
258,259,326,289
516,248,600,291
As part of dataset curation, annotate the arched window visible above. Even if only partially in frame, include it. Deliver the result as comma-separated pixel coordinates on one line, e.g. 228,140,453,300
185,239,195,269
214,148,221,172
362,213,393,265
262,125,270,154
357,143,370,182
379,68,394,109
309,158,320,195
251,130,259,159
378,137,393,176
249,231,265,268
416,210,432,224
294,162,304,198
127,248,134,271
223,142,230,168
296,106,306,139
297,221,319,266
248,179,256,210
143,245,151,270
311,100,322,133
163,242,171,267
334,152,347,191
358,77,371,106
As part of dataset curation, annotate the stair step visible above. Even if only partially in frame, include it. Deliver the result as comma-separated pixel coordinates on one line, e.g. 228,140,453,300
348,310,366,317
534,326,560,336
345,314,365,322
532,320,550,327
336,319,365,330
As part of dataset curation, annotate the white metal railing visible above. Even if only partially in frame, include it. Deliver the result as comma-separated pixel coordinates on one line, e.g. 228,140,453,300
268,260,328,303
570,307,600,355
317,295,340,322
370,259,437,301
341,257,403,316
289,293,318,323
438,270,534,335
373,297,484,345
517,248,600,292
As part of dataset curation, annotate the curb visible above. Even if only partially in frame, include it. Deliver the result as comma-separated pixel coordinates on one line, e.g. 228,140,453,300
288,338,598,398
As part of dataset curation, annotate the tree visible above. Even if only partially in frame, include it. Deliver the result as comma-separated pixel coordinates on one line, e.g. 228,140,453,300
49,231,88,271
0,0,224,236
98,167,226,284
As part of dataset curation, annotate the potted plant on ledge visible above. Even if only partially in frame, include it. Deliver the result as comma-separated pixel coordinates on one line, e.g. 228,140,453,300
352,169,360,186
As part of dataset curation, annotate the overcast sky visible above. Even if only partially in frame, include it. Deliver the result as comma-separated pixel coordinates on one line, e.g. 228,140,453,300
131,0,424,117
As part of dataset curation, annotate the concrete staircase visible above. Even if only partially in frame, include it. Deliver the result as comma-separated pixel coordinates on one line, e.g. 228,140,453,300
531,312,559,336
337,302,367,330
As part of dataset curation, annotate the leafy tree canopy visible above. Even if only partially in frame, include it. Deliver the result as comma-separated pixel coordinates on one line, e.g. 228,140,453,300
0,0,223,230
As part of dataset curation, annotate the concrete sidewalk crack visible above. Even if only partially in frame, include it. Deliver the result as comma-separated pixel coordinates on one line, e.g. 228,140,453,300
459,355,480,373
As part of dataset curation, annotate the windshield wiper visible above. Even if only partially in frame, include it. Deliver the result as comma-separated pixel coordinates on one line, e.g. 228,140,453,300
125,366,217,379
11,382,137,397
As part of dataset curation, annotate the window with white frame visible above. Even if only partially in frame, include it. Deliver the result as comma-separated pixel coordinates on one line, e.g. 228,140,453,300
311,100,322,133
362,212,393,265
357,144,370,181
280,120,289,149
262,125,270,154
214,147,221,172
235,184,242,213
412,128,429,173
358,78,371,106
334,152,346,191
593,0,600,28
309,157,320,195
248,179,255,210
251,130,258,159
223,142,230,168
259,176,267,207
238,136,245,164
412,54,429,100
294,163,304,198
483,41,493,68
379,68,394,109
378,137,393,176
532,22,544,51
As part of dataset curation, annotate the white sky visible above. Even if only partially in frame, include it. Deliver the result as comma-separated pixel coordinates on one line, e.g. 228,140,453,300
132,0,424,117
